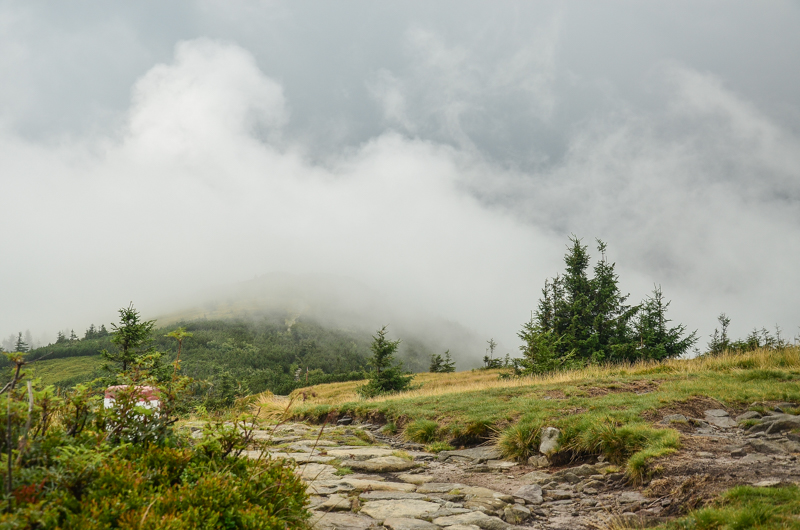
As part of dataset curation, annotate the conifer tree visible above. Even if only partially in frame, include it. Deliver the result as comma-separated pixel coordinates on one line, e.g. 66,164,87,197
358,326,412,397
441,350,456,372
14,332,28,353
102,303,157,373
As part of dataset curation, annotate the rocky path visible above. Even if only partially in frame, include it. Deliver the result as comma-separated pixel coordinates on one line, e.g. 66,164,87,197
227,402,800,530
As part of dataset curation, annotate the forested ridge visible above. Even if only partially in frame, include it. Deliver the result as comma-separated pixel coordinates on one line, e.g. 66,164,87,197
21,316,383,396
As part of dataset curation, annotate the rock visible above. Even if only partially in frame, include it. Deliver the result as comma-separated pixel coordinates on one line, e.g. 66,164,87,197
359,499,441,520
527,455,549,468
617,491,647,508
704,410,737,428
344,456,417,473
570,464,598,476
359,491,429,501
445,526,480,530
317,494,353,511
464,497,508,515
382,517,440,530
557,472,581,484
539,427,561,455
747,439,787,455
545,489,573,500
765,416,800,434
775,402,798,412
502,504,530,524
326,447,395,460
486,460,517,471
781,440,800,453
432,511,511,530
752,478,782,487
417,483,467,494
438,446,503,463
660,414,688,424
519,471,551,485
513,485,543,504
697,452,713,458
342,479,417,492
337,417,354,425
731,447,747,457
396,473,435,485
735,411,762,422
309,511,378,530
297,463,339,481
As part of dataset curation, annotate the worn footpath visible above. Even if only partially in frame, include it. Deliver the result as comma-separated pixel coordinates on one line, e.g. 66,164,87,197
192,400,800,529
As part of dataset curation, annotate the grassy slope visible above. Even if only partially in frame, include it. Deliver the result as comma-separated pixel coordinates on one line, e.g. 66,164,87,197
26,355,103,386
289,347,800,426
279,347,800,480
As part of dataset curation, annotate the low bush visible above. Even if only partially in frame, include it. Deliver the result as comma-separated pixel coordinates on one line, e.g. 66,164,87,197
425,441,455,453
404,419,439,443
497,421,542,462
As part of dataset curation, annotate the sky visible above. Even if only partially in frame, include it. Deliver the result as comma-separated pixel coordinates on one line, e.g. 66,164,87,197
1,1,799,359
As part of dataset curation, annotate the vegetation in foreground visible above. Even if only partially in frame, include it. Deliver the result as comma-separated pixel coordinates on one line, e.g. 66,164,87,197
663,484,800,530
0,305,310,529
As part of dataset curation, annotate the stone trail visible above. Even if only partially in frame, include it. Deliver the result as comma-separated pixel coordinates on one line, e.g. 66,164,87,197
222,403,800,530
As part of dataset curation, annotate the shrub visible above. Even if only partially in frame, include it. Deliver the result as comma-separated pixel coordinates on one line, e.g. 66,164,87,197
404,419,439,443
425,441,455,453
497,421,542,462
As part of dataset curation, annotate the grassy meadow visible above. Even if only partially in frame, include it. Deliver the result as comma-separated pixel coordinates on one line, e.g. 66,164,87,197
268,346,800,480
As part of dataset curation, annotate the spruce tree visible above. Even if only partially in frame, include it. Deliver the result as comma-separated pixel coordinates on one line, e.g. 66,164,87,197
358,326,412,397
429,353,444,373
441,350,456,372
102,303,157,373
14,332,28,353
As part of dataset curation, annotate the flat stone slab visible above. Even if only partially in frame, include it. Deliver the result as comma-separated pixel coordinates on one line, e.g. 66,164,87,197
438,447,502,462
258,451,336,463
383,517,440,530
432,511,511,530
396,473,436,485
297,463,338,481
417,482,467,494
326,447,395,460
342,479,417,492
309,511,378,530
514,484,543,504
359,491,429,501
345,456,417,472
316,494,352,511
360,499,442,520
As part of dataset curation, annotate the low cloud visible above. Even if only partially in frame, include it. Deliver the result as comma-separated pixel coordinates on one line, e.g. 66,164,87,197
2,30,799,361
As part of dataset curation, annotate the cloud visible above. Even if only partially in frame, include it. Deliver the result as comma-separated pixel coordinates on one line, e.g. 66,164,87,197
1,17,800,362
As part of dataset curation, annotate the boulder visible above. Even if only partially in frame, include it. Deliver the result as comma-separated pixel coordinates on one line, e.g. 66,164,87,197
539,427,561,455
704,410,737,428
513,484,543,504
396,473,436,485
660,414,688,424
326,447,395,460
342,479,417,492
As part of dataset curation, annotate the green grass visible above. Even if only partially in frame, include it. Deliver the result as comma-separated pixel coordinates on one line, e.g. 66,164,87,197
664,485,800,530
26,356,103,386
404,419,440,443
292,348,800,479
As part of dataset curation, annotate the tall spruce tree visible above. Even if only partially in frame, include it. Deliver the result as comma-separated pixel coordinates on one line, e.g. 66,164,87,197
358,326,412,397
102,303,157,373
520,236,695,373
14,332,28,353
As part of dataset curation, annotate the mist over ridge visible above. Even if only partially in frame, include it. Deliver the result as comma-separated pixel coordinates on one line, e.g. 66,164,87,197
1,2,799,353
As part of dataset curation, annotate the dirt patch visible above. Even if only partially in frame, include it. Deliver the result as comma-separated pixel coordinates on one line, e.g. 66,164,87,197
643,396,728,422
578,379,661,397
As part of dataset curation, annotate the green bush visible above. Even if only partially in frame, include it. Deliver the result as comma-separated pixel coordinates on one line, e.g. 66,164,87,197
497,421,542,462
404,419,439,443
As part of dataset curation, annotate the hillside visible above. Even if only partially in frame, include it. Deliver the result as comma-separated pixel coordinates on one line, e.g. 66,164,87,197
243,346,800,529
21,313,450,400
